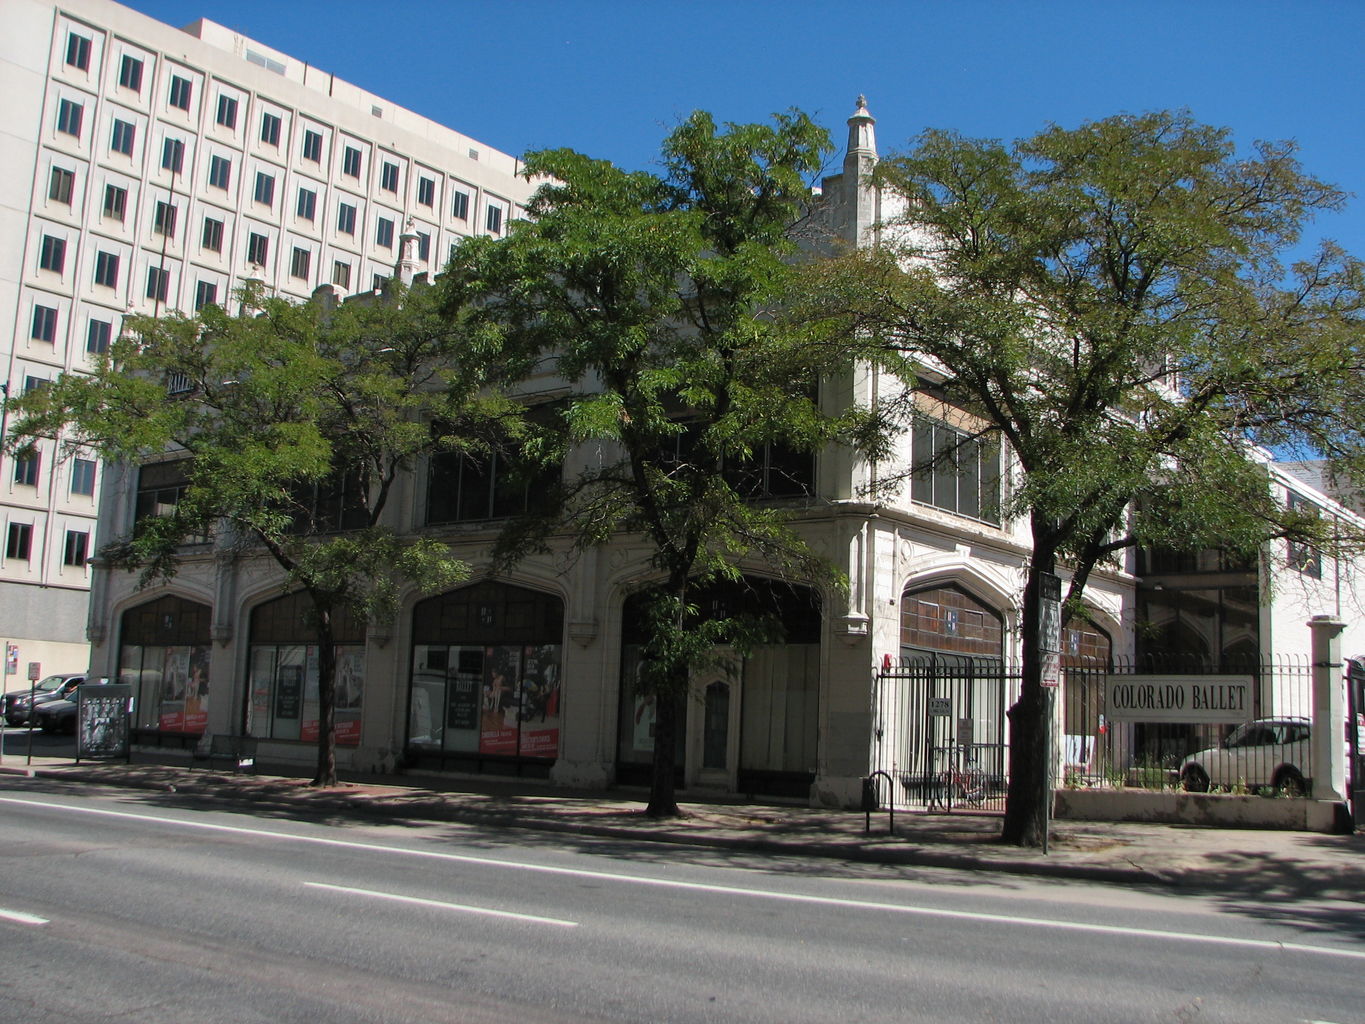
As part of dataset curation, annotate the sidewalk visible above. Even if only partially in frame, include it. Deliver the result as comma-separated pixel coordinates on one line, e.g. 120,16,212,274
2,751,1363,900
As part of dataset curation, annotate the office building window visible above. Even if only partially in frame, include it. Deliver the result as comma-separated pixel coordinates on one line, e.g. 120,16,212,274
372,274,388,291
39,235,66,273
48,167,75,204
65,33,91,71
103,184,127,221
94,251,118,287
63,530,89,567
247,232,269,267
342,145,361,178
146,266,170,303
153,200,177,238
6,523,33,560
118,55,143,92
57,98,83,137
13,454,39,487
31,305,58,342
451,189,469,220
87,318,111,355
168,74,192,111
194,280,218,311
417,176,435,207
375,217,394,249
486,205,503,235
253,171,275,206
302,129,322,163
381,161,399,193
30,304,59,344
71,458,97,496
110,119,135,156
260,112,281,146
215,94,237,129
208,155,230,190
337,202,356,235
910,415,1002,525
296,188,316,221
162,137,184,173
417,232,430,262
201,217,224,253
332,260,351,289
24,375,49,395
289,247,311,280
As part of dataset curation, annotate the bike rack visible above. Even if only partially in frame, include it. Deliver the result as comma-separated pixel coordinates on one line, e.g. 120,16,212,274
863,769,894,834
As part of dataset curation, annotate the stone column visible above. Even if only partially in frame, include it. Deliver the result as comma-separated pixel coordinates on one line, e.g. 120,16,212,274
1309,615,1347,803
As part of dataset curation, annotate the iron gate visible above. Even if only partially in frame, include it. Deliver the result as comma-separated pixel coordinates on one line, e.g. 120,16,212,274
1349,658,1365,829
872,652,1013,812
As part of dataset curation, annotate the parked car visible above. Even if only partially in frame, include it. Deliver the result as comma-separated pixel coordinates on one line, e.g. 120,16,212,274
1179,716,1310,796
2,674,84,726
33,695,79,735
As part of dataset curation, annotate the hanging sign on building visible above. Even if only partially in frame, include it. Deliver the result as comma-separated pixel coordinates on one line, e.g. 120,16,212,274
1104,675,1253,723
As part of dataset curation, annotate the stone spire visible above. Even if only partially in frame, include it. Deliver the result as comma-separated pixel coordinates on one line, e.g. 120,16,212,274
844,94,878,178
396,217,420,286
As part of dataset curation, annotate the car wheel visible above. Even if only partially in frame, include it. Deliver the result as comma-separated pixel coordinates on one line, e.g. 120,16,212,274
1273,767,1306,798
1181,765,1210,792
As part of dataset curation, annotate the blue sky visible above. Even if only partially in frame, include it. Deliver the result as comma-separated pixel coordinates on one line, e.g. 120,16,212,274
123,0,1364,258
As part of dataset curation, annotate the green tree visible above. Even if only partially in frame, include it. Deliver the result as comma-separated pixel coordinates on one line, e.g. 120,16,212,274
445,111,881,816
804,111,1365,845
7,281,521,786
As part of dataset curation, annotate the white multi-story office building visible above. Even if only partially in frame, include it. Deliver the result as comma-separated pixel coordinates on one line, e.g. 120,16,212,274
0,0,536,680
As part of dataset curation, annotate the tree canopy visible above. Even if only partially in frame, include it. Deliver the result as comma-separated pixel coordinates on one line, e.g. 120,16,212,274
444,110,882,815
7,280,521,784
803,110,1365,844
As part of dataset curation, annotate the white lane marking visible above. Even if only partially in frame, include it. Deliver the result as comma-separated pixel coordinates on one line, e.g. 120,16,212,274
5,794,1364,963
304,881,577,928
0,907,49,925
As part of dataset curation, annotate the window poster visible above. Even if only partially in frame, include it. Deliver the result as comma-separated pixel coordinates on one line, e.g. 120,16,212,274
518,644,561,758
409,645,446,748
183,644,210,733
334,647,363,745
159,647,189,731
479,645,522,755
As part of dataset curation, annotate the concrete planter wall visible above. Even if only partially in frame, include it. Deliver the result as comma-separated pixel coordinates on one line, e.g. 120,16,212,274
1053,788,1344,833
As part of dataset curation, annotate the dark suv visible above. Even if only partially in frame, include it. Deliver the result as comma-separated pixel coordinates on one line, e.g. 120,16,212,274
3,674,85,726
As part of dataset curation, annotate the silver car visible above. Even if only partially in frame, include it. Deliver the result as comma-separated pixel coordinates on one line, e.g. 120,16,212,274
1179,717,1310,796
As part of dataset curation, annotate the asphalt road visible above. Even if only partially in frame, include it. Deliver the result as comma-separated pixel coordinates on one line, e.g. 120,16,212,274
0,779,1361,1024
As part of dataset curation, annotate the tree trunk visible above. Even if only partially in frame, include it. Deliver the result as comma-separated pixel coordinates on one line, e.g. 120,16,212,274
1000,553,1055,847
311,604,338,788
646,688,681,817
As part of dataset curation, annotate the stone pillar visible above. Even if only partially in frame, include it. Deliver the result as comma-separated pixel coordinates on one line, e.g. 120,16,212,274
1309,615,1347,803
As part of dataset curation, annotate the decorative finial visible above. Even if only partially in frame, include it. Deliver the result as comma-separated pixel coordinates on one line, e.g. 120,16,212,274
857,94,867,110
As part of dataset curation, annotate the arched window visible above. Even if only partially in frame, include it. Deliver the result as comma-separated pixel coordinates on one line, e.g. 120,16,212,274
119,595,212,735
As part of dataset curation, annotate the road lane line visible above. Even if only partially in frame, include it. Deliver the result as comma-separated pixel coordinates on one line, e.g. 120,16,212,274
303,881,578,928
5,794,1364,963
0,907,49,925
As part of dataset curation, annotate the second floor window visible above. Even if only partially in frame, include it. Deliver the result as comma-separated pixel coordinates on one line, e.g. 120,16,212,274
910,416,1002,525
194,280,218,311
63,530,89,567
71,458,97,496
6,522,33,560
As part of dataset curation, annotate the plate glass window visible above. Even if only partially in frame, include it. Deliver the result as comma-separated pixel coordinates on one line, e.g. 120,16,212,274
215,94,237,129
146,266,170,303
153,201,177,238
302,129,322,163
194,280,217,310
63,530,89,567
6,523,33,560
201,217,223,253
247,232,269,267
39,235,66,273
260,112,281,147
94,251,118,287
31,305,58,342
296,187,316,221
118,55,143,92
48,167,74,204
208,155,230,190
86,318,111,355
110,119,135,156
57,99,83,138
168,74,192,111
65,33,91,71
71,458,97,496
253,171,274,206
162,137,184,173
103,184,127,221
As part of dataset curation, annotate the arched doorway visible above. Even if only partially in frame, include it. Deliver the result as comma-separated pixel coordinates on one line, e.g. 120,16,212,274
117,594,212,743
617,578,821,797
408,581,564,774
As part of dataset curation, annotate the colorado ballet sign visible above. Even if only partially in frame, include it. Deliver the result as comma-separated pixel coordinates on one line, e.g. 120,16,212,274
1104,675,1253,723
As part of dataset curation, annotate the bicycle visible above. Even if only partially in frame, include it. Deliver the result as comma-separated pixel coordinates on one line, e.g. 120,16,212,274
926,746,986,810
